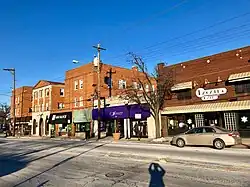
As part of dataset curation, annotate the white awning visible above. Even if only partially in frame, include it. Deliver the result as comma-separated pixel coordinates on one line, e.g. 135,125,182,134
162,100,250,114
228,71,250,82
171,81,192,91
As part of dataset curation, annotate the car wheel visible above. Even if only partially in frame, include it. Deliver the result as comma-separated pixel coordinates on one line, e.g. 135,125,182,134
213,139,225,150
176,138,185,148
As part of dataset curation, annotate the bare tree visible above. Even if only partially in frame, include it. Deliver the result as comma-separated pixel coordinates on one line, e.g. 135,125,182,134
0,103,10,128
121,53,173,138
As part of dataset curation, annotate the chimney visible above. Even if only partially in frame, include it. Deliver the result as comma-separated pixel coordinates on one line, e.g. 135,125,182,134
132,66,138,71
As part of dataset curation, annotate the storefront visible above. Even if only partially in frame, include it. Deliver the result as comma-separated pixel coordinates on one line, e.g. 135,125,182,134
15,116,32,136
92,104,151,138
73,109,92,138
48,112,72,137
162,99,250,137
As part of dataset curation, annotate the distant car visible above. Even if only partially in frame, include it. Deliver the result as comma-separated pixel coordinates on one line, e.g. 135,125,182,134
171,126,242,149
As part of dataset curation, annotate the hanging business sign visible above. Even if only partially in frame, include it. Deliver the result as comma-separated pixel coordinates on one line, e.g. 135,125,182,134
196,87,227,101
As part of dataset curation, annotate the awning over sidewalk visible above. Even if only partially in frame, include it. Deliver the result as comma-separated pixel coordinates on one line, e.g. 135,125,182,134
162,100,250,115
171,81,192,91
228,71,250,82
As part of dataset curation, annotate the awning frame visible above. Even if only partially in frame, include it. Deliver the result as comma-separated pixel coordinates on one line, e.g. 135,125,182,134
171,81,193,91
228,71,250,83
162,100,250,115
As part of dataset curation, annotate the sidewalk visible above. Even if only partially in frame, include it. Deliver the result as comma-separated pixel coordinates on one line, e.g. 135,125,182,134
4,135,250,149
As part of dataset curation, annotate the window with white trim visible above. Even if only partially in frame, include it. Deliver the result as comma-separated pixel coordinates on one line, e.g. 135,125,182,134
195,114,204,127
74,80,78,90
34,92,38,99
58,103,64,109
74,98,78,107
118,80,126,89
224,112,237,131
60,88,64,96
138,83,143,90
79,96,83,107
45,103,49,111
45,89,49,97
39,90,43,98
152,85,155,92
80,80,83,89
41,104,44,112
145,84,149,92
132,82,138,89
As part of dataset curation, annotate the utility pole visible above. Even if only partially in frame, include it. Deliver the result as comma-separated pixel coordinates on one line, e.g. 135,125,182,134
93,44,106,139
3,68,16,136
106,68,116,97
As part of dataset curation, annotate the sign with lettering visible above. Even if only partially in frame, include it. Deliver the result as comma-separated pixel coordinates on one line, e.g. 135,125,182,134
196,88,227,101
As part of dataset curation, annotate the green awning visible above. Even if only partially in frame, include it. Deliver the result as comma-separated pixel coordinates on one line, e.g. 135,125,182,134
73,109,92,123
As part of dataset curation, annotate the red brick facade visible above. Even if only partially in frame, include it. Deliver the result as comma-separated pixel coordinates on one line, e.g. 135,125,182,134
159,46,250,107
11,86,33,119
65,62,153,111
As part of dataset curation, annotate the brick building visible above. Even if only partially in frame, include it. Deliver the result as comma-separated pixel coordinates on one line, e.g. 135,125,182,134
65,61,155,138
32,80,65,136
159,46,250,137
10,86,33,135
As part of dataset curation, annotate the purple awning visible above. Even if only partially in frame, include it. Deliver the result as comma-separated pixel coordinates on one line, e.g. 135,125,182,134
92,104,150,120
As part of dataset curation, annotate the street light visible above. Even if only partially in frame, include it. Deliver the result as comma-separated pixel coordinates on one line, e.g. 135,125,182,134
3,68,16,136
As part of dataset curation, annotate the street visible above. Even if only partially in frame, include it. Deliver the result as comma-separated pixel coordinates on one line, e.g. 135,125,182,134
0,139,250,187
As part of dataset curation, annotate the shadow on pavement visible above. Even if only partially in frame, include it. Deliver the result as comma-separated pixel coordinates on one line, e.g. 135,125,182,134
12,143,107,187
0,140,101,180
0,154,28,177
148,163,165,187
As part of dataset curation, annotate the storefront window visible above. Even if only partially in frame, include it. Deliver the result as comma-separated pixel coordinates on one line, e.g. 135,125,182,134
177,90,192,100
59,124,67,133
76,124,86,132
131,120,148,137
234,82,250,94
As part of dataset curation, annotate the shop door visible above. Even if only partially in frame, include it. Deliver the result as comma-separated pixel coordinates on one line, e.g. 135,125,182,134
117,119,124,138
106,121,113,136
204,113,220,126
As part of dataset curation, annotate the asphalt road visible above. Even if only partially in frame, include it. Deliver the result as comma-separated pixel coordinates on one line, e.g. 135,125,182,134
0,139,250,187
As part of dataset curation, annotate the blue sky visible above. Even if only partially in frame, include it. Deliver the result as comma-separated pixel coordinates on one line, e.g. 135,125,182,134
1,0,250,104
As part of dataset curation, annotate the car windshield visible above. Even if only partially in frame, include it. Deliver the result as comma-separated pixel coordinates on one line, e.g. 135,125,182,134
214,126,229,132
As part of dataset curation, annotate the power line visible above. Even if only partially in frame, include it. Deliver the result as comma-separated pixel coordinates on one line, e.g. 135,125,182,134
144,29,250,61
103,11,250,63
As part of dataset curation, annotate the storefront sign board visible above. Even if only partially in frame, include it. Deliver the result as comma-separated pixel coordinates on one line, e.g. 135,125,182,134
196,88,227,101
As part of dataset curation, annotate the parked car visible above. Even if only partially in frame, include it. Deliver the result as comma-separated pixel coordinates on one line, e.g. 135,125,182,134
171,126,242,149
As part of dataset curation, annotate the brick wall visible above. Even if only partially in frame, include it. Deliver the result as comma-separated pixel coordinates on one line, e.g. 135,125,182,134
65,62,155,111
11,86,33,118
158,46,250,107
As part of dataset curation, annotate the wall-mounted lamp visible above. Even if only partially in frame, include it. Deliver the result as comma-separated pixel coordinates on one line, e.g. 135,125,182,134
204,79,209,85
193,81,199,87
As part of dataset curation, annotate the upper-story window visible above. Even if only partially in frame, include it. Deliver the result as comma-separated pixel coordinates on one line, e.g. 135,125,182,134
118,80,126,89
152,85,155,92
145,84,149,92
45,103,49,111
234,82,250,94
74,80,78,90
79,96,83,107
39,90,43,98
80,80,83,89
132,82,138,89
15,97,19,104
74,98,78,107
45,89,50,97
60,88,64,96
177,90,192,100
58,103,64,109
34,91,38,99
138,83,143,90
